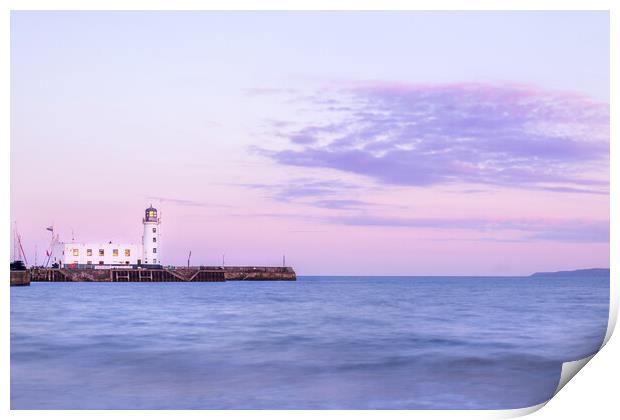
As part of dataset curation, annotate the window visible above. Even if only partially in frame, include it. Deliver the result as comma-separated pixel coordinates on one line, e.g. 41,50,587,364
152,227,157,233
125,261,130,265
87,261,92,265
73,249,79,256
153,248,157,253
152,237,156,243
87,249,92,256
113,249,119,257
124,249,130,257
153,259,156,263
99,249,104,256
98,261,104,265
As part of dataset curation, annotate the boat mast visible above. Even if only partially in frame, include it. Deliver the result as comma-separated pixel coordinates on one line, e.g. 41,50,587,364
44,225,55,268
12,222,17,262
13,224,29,267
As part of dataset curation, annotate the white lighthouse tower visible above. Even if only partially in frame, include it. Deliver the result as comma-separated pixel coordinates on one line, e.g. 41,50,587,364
142,205,161,265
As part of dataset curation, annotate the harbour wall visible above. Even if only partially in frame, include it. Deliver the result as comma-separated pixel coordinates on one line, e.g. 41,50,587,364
29,266,296,282
10,270,30,286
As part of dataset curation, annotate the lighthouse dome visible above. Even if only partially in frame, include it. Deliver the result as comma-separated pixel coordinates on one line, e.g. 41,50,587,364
144,205,158,222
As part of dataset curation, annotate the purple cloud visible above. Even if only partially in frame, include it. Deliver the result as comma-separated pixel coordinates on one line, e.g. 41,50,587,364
229,210,609,243
260,82,609,193
145,196,232,208
313,199,376,210
323,213,609,243
241,178,357,201
238,178,386,211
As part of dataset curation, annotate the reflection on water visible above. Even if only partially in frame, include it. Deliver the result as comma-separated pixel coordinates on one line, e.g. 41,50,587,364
11,276,608,409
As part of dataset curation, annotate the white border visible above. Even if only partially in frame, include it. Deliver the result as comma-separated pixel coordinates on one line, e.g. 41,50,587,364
2,1,616,419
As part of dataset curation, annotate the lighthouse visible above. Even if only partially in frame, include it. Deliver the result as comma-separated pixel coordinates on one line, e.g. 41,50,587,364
142,205,161,265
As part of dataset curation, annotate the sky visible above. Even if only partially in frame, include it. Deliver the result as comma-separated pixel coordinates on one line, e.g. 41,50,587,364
10,11,609,275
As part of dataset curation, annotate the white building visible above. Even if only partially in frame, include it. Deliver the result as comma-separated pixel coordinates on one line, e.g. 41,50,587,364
50,206,162,268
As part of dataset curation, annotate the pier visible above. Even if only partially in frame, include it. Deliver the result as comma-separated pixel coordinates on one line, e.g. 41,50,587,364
28,266,296,282
18,206,297,285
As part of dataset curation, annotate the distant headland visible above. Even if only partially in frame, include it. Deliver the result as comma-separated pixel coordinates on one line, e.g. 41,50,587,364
530,268,610,278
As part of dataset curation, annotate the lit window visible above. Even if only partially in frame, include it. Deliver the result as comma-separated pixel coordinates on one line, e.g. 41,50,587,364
87,249,92,256
124,249,130,257
153,248,157,253
152,227,156,233
113,249,119,257
73,249,79,256
99,249,104,256
152,237,156,243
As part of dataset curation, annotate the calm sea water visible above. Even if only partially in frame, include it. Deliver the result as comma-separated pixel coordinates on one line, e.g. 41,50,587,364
11,276,609,409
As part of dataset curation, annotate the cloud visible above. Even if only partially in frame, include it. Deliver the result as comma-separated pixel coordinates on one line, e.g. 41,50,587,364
525,224,609,243
534,185,608,195
229,209,609,243
241,178,359,201
145,196,232,208
238,177,393,211
260,82,609,194
312,199,376,210
323,215,609,242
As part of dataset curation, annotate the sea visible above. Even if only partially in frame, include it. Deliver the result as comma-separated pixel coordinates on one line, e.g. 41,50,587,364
10,275,609,410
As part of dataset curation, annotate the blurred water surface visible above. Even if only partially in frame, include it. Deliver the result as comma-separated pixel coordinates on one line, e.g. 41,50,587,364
11,276,609,409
